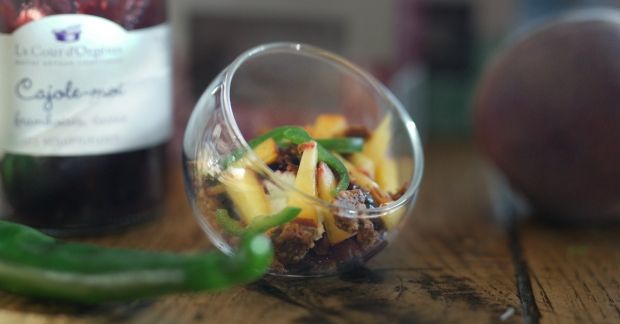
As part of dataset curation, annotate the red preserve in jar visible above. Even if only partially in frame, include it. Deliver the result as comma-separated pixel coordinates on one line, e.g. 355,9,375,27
0,0,171,235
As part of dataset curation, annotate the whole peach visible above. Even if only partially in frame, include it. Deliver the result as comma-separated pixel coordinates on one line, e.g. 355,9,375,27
475,10,620,221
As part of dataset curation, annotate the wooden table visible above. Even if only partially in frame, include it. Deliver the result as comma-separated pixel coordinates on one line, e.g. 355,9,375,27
0,143,618,324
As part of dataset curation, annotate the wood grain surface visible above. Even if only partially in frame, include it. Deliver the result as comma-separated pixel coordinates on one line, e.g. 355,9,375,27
0,143,618,324
520,224,620,324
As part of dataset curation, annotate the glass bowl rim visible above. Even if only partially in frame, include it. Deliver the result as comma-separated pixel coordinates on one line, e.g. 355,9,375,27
217,42,424,217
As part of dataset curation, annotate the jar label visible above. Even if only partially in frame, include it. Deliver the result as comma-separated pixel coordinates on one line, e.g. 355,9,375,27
0,15,172,156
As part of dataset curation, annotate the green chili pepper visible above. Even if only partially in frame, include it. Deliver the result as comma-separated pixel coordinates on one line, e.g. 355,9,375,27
223,127,298,168
247,127,362,153
247,126,292,148
279,128,350,193
316,137,364,153
242,126,351,193
0,220,273,304
216,207,301,236
318,144,351,194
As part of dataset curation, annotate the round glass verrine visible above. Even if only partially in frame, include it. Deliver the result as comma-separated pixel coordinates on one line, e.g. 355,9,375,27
183,43,424,276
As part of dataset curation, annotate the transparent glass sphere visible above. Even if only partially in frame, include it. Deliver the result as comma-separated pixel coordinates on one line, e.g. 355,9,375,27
183,43,424,276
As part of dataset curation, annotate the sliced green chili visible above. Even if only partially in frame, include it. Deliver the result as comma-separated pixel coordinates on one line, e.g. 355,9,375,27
216,207,301,236
239,126,351,193
316,144,351,194
247,126,292,148
223,126,299,168
276,127,312,144
248,127,363,153
316,137,364,153
216,210,246,236
0,220,273,304
280,128,350,193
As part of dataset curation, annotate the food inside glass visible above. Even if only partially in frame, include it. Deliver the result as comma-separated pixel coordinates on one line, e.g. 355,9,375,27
183,43,424,277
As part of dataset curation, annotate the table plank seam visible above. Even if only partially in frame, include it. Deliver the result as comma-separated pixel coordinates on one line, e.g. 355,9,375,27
508,223,541,324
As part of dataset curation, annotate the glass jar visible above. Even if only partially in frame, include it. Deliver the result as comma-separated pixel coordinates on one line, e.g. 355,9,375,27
0,0,171,235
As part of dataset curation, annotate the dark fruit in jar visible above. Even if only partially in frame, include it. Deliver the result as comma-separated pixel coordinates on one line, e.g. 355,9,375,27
474,10,620,221
0,0,170,234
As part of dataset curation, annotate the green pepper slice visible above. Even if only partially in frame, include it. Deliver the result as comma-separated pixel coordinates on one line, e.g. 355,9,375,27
0,220,273,304
216,207,301,236
316,137,364,153
279,127,350,193
247,126,350,194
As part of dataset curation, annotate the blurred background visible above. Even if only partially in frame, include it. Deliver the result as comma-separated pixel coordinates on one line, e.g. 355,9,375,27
168,0,620,155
